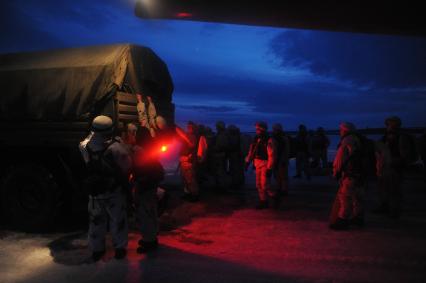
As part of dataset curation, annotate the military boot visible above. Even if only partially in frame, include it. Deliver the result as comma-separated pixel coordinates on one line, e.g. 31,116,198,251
114,248,127,260
255,200,268,210
329,218,349,230
350,215,365,227
137,239,159,254
91,250,105,262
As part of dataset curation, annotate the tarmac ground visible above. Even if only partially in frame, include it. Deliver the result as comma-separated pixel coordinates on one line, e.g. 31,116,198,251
1,166,426,283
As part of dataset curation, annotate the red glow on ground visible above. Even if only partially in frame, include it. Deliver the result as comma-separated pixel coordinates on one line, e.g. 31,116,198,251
176,12,192,18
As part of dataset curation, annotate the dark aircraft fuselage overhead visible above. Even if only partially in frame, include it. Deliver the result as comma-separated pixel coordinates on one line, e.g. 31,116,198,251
135,0,426,37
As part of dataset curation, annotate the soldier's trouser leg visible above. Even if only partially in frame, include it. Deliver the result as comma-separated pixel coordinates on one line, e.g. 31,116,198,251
255,166,265,201
302,153,311,177
311,151,320,168
377,176,390,207
296,152,303,175
229,153,244,188
106,191,128,250
353,184,365,218
274,165,288,193
389,172,402,215
181,161,199,196
180,162,190,194
213,154,227,190
135,186,158,242
337,177,359,220
321,150,328,168
88,197,108,252
296,152,310,177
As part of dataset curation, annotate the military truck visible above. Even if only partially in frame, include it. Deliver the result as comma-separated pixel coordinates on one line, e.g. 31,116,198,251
0,44,174,231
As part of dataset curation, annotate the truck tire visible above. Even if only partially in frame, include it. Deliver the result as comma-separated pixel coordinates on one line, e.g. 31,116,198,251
1,162,60,232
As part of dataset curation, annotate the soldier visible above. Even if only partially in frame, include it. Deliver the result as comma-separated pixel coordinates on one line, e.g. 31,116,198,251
212,121,229,192
271,123,290,197
311,127,330,169
196,124,209,186
227,125,245,190
79,115,132,261
374,116,414,218
293,124,311,180
176,121,200,202
121,122,138,152
132,127,165,253
330,122,364,230
245,121,277,209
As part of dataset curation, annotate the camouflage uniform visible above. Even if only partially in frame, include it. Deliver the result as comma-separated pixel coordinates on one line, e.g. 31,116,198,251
375,117,413,218
79,117,132,255
331,122,364,229
311,127,330,169
177,123,199,200
272,124,290,196
246,122,277,208
227,125,245,189
132,141,164,244
212,121,229,191
294,125,311,180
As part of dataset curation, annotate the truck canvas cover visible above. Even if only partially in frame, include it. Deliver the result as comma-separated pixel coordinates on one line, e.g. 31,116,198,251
0,44,173,121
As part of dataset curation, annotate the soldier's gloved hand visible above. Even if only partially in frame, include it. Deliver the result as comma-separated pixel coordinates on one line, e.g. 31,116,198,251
266,169,272,178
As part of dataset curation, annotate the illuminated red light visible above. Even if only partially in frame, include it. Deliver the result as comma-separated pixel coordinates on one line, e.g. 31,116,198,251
176,12,192,18
161,145,167,152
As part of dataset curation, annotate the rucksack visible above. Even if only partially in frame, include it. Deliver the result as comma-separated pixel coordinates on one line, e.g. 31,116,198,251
352,133,377,179
84,140,121,196
272,133,288,165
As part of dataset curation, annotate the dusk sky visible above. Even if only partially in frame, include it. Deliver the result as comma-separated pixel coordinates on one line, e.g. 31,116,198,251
1,0,426,131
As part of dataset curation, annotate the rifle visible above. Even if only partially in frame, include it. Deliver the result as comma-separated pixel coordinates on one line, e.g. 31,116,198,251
245,137,261,171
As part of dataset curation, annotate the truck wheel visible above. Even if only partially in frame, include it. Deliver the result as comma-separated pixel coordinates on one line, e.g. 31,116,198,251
1,163,59,232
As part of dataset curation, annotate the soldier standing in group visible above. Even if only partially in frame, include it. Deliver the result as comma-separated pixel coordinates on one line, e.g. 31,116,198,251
227,125,245,190
79,115,132,261
132,127,165,253
176,121,200,202
121,122,138,152
374,116,414,218
330,122,364,230
293,124,311,180
311,127,330,169
271,123,290,197
245,122,277,209
195,124,209,187
212,121,229,192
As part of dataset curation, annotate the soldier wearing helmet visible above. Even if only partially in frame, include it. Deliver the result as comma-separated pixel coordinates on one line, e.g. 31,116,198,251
374,116,416,218
271,123,290,198
79,115,132,261
245,121,277,209
330,122,364,230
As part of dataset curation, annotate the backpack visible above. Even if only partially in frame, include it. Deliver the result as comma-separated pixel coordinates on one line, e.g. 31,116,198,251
83,140,121,196
272,133,288,165
352,133,377,179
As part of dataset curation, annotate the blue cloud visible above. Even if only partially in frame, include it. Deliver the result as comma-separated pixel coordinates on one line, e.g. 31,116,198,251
269,30,426,89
